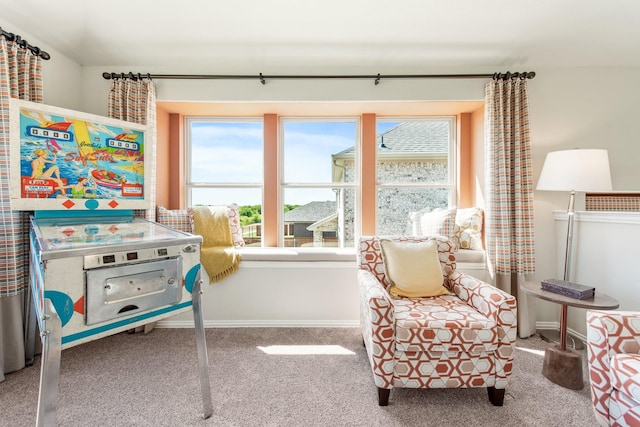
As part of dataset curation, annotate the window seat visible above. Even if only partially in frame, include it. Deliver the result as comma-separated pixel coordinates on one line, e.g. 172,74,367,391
237,247,356,262
155,205,487,279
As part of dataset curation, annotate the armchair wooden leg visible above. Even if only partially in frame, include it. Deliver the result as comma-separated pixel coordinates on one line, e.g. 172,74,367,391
487,387,505,406
377,387,390,406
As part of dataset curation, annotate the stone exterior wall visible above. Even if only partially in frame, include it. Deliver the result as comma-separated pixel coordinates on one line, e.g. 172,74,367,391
339,158,449,245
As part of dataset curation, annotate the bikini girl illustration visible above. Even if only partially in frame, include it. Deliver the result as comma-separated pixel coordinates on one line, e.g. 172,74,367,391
31,149,64,193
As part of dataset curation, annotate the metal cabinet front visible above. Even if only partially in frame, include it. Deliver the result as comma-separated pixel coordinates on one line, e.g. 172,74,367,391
85,256,183,325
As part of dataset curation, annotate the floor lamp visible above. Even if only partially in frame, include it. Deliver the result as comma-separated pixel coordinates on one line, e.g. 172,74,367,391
536,149,612,347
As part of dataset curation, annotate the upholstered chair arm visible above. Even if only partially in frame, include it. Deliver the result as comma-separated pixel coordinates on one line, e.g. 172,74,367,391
358,269,395,389
587,310,640,425
447,270,518,387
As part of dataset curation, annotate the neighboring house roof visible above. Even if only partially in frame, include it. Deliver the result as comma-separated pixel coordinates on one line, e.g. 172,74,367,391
333,121,449,158
283,201,337,222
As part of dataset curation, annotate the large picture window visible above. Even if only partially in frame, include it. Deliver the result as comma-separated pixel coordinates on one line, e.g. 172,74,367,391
184,114,456,249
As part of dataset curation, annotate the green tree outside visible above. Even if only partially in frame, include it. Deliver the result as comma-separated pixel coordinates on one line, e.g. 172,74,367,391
238,204,299,226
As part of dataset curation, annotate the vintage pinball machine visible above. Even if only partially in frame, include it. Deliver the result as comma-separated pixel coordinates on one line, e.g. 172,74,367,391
9,100,213,425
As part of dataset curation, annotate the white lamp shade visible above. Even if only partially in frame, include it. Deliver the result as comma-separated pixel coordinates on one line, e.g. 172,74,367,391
536,149,612,192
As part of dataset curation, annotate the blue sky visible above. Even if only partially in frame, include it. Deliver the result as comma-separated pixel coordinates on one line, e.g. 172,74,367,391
190,119,399,206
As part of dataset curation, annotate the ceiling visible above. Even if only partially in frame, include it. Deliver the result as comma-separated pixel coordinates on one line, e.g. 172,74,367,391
1,0,639,73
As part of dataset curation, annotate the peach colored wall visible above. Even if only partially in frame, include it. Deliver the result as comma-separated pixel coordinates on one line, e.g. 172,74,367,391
263,114,279,246
457,113,472,208
168,113,184,209
155,106,170,208
360,114,377,235
470,106,486,208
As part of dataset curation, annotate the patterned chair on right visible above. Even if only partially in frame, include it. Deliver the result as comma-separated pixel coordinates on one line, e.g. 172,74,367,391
587,310,640,426
358,235,517,406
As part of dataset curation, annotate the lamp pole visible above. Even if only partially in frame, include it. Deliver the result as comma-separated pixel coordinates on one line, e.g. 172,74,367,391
559,189,576,352
563,190,576,282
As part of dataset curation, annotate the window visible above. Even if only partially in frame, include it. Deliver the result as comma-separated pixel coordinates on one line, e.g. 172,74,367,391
281,119,358,248
184,113,457,250
185,118,264,246
375,117,456,235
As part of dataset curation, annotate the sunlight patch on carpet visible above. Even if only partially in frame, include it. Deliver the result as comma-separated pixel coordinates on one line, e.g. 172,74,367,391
515,346,545,357
257,345,356,355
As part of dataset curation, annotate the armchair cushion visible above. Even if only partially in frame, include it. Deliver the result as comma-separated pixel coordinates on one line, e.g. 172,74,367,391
393,295,498,353
380,239,448,298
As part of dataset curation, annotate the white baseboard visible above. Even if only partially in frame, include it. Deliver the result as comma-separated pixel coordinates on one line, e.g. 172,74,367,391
156,319,360,328
535,321,587,343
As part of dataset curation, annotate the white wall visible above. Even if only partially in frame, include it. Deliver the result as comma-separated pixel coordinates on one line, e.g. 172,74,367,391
528,67,640,330
552,212,640,339
166,261,359,327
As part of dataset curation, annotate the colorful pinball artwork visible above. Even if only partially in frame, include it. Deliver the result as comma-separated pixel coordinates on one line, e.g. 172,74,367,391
10,99,151,211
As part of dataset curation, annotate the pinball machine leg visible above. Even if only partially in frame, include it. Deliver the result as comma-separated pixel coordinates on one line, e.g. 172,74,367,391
36,299,63,427
192,277,213,419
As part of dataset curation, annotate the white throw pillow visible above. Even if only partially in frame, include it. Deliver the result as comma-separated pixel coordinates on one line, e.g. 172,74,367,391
408,206,457,239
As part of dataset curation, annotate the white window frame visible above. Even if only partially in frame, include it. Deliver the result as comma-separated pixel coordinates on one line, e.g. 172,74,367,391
279,116,361,248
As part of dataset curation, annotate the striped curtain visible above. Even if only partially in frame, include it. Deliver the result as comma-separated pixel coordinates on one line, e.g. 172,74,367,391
484,76,536,338
107,78,157,221
0,37,43,381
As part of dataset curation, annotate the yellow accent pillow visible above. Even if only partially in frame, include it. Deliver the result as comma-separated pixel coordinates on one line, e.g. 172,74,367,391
380,239,448,298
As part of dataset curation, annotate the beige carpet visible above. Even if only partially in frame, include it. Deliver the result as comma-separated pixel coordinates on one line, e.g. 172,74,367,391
0,328,598,426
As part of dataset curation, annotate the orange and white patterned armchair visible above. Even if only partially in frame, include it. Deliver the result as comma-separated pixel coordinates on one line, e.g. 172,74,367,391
587,310,640,427
357,235,517,406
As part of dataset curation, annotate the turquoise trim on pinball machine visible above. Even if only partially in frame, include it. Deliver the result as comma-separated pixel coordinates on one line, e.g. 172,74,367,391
61,301,193,345
34,209,134,220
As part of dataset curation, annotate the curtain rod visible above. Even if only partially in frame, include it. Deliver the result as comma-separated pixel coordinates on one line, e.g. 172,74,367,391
0,26,51,60
102,71,535,85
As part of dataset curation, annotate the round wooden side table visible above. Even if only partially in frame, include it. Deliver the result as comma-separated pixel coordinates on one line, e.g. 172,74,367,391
520,281,619,390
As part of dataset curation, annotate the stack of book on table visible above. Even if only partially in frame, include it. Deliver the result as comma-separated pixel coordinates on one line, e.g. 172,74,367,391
541,279,595,300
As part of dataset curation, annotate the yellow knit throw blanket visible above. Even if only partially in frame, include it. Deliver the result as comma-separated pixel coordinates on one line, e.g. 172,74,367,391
191,206,241,284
